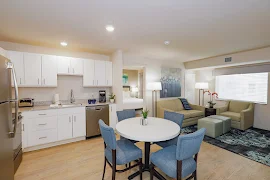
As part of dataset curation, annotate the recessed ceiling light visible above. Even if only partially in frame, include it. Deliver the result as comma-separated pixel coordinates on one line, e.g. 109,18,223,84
106,25,115,32
164,41,170,45
60,41,68,46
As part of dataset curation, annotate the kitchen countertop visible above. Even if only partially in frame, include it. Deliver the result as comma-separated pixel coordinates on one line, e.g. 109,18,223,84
13,102,113,113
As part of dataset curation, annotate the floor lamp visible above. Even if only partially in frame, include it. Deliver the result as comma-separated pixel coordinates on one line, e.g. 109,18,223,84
195,82,209,106
147,82,162,117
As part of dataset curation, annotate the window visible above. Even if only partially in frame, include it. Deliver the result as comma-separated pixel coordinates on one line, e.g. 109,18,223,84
215,73,268,104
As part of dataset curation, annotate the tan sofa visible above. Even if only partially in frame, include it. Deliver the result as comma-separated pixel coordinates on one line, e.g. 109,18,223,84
157,99,205,127
216,100,254,130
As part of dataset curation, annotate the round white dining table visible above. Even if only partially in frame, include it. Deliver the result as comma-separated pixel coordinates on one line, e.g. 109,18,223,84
116,117,180,180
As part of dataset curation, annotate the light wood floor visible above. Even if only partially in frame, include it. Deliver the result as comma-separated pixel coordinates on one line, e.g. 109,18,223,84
15,136,270,180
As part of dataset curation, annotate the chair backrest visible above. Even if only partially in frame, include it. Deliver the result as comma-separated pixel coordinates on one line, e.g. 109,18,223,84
164,111,184,128
176,128,206,161
99,119,116,150
116,109,136,122
228,100,251,113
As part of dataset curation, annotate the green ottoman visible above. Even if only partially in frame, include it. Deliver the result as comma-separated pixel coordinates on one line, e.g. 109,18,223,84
198,117,223,138
208,115,231,134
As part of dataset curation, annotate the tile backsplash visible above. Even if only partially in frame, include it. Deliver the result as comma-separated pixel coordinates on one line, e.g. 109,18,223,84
16,76,112,103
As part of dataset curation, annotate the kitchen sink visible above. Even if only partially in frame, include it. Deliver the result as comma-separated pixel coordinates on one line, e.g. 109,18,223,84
61,103,83,108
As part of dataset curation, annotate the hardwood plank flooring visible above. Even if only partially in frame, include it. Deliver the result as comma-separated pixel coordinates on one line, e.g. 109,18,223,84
15,136,270,180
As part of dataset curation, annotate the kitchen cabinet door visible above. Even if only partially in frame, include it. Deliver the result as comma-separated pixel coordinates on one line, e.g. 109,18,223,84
109,104,117,129
57,56,71,74
58,114,73,141
8,51,25,86
83,59,95,86
42,55,57,87
94,60,106,86
24,53,42,86
72,113,86,138
105,61,113,86
70,58,83,75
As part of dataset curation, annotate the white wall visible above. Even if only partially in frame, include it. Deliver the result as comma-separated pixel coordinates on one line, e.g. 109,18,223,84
111,50,124,111
123,53,186,116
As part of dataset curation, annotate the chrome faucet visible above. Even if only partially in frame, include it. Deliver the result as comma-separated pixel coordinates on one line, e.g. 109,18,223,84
70,89,75,103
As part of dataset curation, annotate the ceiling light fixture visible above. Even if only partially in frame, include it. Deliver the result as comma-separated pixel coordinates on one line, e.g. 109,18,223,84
164,41,170,45
60,41,68,46
106,25,115,32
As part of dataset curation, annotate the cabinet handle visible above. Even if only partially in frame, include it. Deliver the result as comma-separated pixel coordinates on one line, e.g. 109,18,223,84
69,116,71,123
74,116,76,122
20,78,21,85
73,68,75,74
93,80,94,85
38,123,47,126
38,78,39,84
22,124,24,131
107,80,108,85
97,80,98,85
39,136,47,139
44,79,45,85
38,114,47,115
68,67,70,73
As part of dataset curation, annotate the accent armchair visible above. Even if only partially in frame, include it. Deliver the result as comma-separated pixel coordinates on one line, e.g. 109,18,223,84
150,128,206,180
99,120,143,180
216,100,254,130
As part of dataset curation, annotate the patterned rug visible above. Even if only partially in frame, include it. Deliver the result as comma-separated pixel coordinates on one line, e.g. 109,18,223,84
181,125,270,167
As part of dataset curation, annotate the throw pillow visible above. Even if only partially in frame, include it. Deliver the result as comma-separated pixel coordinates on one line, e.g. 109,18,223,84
179,98,192,110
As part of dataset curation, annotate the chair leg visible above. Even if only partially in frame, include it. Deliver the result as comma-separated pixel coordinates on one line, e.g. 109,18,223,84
193,170,197,180
102,157,106,180
129,162,131,168
139,158,143,180
112,150,116,180
150,163,154,180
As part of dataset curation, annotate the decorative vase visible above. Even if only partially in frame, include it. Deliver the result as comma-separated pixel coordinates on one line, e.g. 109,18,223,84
110,99,115,103
140,118,148,126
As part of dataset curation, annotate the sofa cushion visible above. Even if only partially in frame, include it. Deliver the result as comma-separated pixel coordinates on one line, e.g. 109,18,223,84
177,110,204,119
179,98,192,110
228,101,250,113
220,111,241,121
158,99,184,111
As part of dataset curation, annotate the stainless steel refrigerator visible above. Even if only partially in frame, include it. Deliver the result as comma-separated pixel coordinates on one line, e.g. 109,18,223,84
0,54,19,180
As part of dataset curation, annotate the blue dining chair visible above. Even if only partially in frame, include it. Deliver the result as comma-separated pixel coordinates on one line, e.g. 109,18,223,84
155,111,184,148
99,120,143,180
150,128,206,180
116,109,137,142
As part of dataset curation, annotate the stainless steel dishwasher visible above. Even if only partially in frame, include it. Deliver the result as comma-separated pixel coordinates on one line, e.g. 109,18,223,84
86,105,109,138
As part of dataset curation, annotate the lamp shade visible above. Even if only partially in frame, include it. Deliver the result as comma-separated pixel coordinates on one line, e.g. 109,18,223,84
131,87,139,92
147,82,162,91
195,82,209,89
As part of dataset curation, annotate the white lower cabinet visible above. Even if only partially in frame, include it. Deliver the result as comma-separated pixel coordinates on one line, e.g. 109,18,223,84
22,107,86,151
57,114,73,141
72,113,86,138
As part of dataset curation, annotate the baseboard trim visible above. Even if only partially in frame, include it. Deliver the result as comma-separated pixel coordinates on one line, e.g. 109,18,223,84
23,136,86,152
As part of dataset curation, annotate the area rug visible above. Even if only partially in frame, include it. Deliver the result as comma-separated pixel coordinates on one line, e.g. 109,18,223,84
181,125,270,167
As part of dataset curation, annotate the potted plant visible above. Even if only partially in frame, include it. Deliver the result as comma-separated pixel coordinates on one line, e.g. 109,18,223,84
208,92,218,108
109,94,115,103
141,109,149,125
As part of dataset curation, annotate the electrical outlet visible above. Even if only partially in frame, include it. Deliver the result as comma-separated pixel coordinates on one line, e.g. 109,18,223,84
225,57,232,62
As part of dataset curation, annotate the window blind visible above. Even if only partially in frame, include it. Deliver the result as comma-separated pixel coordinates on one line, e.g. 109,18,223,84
215,73,268,104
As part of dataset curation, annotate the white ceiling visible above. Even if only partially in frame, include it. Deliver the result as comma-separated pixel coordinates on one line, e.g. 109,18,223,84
1,0,270,62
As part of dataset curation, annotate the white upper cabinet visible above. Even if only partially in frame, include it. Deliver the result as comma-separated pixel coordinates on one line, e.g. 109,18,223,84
57,57,83,75
8,51,25,86
105,61,113,86
41,55,58,87
57,56,70,75
24,53,42,87
83,59,95,86
70,58,83,75
94,60,106,86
